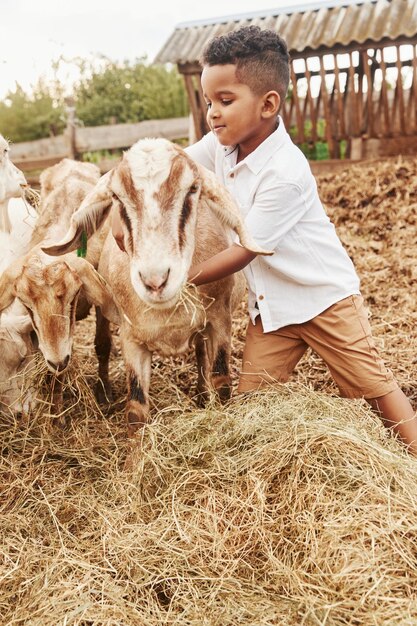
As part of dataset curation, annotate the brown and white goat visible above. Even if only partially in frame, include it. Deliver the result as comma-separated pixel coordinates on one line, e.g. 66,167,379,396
0,159,121,415
0,247,37,418
0,307,36,416
43,138,271,436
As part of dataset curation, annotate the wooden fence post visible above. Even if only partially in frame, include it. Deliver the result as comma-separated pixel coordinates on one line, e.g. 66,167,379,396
64,97,78,160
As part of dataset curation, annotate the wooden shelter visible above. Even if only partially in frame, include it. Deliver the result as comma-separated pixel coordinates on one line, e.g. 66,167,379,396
155,0,417,159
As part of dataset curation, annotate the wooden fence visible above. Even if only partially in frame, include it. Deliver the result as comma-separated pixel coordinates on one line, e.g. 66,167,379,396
10,108,412,187
10,115,190,175
283,42,417,159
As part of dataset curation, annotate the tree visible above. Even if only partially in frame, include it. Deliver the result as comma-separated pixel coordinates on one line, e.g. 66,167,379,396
0,79,66,142
0,57,189,142
73,57,188,126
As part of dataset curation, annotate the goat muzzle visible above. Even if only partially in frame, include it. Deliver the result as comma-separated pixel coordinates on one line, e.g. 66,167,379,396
46,354,70,374
139,269,170,294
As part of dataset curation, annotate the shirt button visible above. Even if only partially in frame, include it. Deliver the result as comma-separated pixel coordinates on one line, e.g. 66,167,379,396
258,295,264,301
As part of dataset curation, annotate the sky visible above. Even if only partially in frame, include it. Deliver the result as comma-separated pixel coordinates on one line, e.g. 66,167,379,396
0,0,322,99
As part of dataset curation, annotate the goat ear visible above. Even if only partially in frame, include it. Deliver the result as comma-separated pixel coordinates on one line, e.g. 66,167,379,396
42,170,114,257
65,257,121,325
198,165,273,256
0,257,25,313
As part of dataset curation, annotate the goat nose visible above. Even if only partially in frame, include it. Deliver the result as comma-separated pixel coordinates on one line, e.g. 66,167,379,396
47,354,70,373
140,269,170,293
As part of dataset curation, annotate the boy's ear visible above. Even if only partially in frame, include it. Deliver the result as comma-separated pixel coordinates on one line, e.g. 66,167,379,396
262,91,281,117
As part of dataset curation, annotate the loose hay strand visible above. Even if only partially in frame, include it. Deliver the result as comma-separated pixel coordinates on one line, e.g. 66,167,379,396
23,186,41,210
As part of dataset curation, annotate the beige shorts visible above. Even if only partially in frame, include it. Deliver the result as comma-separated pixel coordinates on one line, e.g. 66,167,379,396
238,295,398,399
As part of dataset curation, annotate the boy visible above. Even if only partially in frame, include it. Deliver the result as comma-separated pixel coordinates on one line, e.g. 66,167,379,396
113,26,417,453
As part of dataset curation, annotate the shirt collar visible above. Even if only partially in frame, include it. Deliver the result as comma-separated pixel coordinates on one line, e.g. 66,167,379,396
224,116,288,174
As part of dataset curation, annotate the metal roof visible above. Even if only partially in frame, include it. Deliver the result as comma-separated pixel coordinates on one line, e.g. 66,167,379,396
154,0,417,64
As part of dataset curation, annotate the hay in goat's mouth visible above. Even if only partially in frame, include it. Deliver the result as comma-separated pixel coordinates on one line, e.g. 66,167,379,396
1,384,417,625
23,186,41,210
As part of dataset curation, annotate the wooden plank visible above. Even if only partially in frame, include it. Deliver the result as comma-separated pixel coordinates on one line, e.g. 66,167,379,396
291,58,413,82
395,45,406,135
195,74,210,136
280,97,289,128
183,75,202,141
362,50,375,137
333,55,346,138
379,49,391,137
289,36,417,61
75,117,190,152
64,102,78,159
12,155,65,171
285,94,295,130
311,158,363,176
319,56,336,157
408,44,417,132
361,135,417,158
290,64,304,143
303,66,318,143
349,137,363,159
311,154,415,177
11,117,190,163
9,135,68,162
348,52,360,136
357,52,364,134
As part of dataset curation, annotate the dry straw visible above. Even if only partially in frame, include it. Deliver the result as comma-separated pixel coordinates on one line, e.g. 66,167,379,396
1,383,417,625
1,156,417,625
23,186,41,211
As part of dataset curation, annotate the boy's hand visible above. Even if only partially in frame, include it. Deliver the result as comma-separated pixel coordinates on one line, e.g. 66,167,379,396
112,208,126,252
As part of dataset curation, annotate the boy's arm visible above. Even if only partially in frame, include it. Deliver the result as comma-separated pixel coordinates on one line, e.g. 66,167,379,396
188,244,256,286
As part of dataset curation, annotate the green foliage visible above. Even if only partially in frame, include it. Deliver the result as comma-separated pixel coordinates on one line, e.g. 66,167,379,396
82,149,121,164
298,141,330,160
73,57,189,127
0,57,189,142
0,80,66,142
290,119,339,161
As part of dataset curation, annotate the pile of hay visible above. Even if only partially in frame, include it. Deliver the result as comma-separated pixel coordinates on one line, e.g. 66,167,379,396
2,383,417,625
1,156,417,625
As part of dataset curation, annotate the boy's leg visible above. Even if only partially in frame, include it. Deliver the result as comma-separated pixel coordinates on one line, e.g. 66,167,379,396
238,316,307,393
367,389,417,454
299,295,417,453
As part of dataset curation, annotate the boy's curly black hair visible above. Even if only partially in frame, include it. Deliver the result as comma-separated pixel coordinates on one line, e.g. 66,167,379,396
200,25,290,104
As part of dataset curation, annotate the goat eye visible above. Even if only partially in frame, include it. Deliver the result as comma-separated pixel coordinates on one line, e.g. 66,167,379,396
189,184,199,194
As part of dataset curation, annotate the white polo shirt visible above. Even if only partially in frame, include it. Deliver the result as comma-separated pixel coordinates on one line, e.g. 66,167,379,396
186,118,360,332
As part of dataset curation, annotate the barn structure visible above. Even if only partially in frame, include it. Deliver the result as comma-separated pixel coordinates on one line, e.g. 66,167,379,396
155,0,417,159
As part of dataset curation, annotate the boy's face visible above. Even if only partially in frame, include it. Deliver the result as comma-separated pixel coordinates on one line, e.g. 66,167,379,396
201,64,279,159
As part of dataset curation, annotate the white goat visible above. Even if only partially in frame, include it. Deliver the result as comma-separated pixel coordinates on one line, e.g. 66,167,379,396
43,138,271,436
0,159,121,416
0,134,28,232
0,137,38,415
